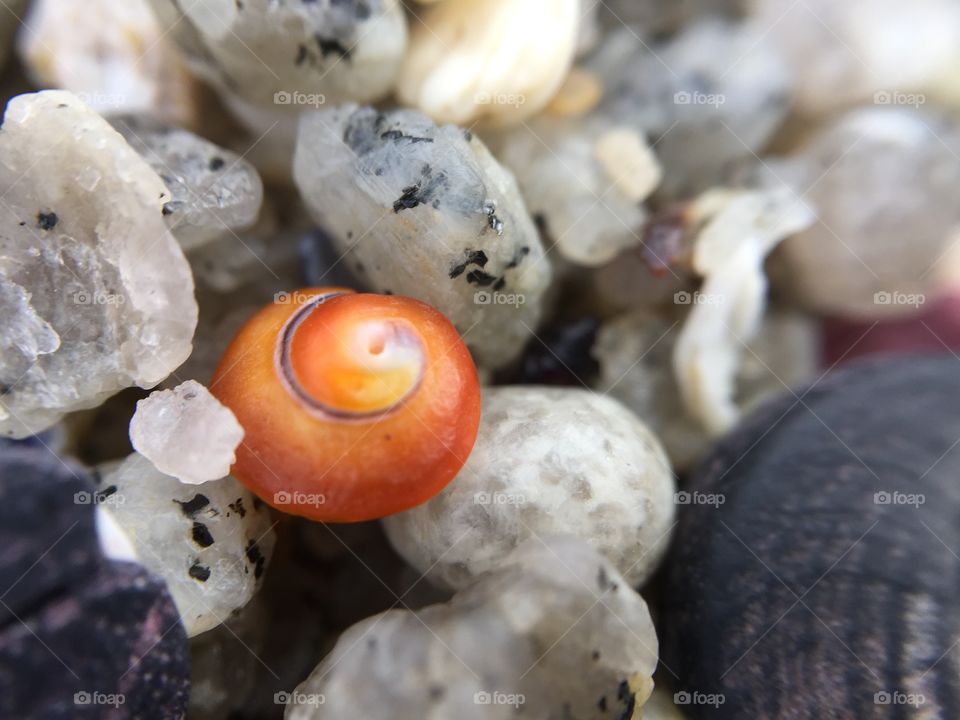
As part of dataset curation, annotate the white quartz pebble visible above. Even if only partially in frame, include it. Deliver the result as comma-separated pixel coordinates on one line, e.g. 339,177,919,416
383,386,676,590
0,91,197,438
18,0,199,127
287,536,657,720
769,108,960,318
130,380,244,485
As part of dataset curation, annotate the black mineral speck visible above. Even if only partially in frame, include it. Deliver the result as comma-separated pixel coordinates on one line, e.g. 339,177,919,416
36,212,58,231
245,539,266,579
188,562,211,582
175,493,210,518
466,270,498,287
208,156,225,171
393,183,422,213
228,498,247,518
449,249,488,279
615,681,635,720
191,521,215,548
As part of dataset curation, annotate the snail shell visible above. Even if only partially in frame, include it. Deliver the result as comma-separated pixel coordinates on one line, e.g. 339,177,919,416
661,354,960,718
211,288,481,522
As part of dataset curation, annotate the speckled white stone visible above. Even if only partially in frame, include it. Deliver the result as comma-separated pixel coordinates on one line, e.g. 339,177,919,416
587,19,792,199
287,536,657,720
0,91,197,438
129,380,244,485
102,453,275,637
293,105,552,369
111,114,264,251
148,0,407,110
383,386,675,591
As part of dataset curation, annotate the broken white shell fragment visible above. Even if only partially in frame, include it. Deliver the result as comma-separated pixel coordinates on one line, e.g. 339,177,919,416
399,0,581,126
673,188,815,436
130,380,244,485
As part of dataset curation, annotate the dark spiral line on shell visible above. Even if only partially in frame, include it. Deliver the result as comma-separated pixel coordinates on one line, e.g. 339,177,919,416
274,291,423,422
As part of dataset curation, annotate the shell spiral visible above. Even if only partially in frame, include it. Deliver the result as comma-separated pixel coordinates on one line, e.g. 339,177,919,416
211,288,482,522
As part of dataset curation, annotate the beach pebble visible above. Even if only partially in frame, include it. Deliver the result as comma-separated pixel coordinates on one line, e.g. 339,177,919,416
287,536,658,720
748,0,960,116
18,0,199,126
0,91,197,439
383,386,676,590
110,114,264,251
398,0,580,126
662,354,960,718
129,380,244,485
770,108,960,318
100,453,276,636
148,0,407,110
293,105,551,369
587,20,792,199
485,114,659,266
0,443,190,719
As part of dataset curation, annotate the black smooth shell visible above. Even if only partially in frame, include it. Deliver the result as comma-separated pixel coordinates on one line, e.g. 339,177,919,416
0,441,191,719
661,354,960,719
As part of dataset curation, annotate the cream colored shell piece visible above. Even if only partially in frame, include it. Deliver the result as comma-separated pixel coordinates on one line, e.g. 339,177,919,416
673,187,815,436
399,0,581,126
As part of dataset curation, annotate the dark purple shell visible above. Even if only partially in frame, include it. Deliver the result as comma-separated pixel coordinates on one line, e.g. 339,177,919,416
0,442,190,719
661,355,960,719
